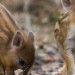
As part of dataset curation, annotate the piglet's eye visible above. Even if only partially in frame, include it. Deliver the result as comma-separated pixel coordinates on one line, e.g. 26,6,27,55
18,57,27,69
66,0,71,5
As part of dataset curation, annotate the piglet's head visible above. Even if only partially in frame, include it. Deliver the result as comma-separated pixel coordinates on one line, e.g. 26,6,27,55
11,30,35,74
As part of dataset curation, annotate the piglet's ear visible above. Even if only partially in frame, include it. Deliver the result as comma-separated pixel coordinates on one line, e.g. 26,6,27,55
11,31,24,49
61,0,72,11
28,32,34,42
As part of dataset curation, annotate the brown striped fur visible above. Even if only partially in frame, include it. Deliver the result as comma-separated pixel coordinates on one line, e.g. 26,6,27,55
0,4,35,75
55,11,74,75
54,0,75,75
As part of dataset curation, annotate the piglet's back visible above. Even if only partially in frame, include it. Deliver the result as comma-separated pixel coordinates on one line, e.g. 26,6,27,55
0,4,19,46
